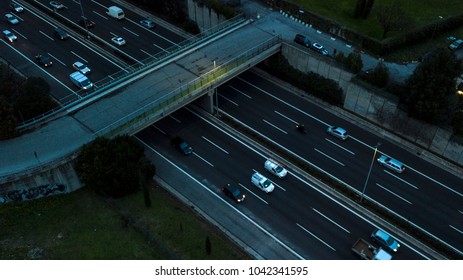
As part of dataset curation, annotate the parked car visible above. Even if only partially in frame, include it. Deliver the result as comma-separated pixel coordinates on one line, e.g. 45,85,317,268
49,1,64,10
3,30,17,42
371,229,400,252
222,184,245,203
294,34,310,47
78,18,95,29
54,27,69,40
377,155,405,173
449,39,463,51
111,36,126,46
140,19,155,29
35,54,53,67
311,42,329,55
326,126,348,140
72,61,91,75
264,159,287,178
9,2,24,13
171,137,193,155
5,13,19,25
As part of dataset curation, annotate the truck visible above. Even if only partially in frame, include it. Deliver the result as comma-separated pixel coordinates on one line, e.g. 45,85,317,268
106,6,124,20
352,238,392,260
69,71,93,90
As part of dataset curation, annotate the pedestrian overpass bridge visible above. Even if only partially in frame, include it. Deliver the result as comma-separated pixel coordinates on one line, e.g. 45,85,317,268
0,15,281,181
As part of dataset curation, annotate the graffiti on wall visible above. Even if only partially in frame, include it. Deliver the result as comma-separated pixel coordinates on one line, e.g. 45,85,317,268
0,183,66,204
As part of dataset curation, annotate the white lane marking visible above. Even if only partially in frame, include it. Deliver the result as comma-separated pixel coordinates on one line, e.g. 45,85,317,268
11,28,27,39
251,169,285,191
187,107,453,257
296,223,336,251
324,138,355,155
449,224,463,235
47,52,66,67
219,94,239,106
314,148,345,166
193,152,214,167
70,51,88,63
228,85,252,99
459,210,463,215
39,30,54,41
238,77,462,196
376,183,412,205
263,119,288,134
139,49,152,57
137,138,304,259
123,27,139,37
312,208,350,234
202,136,229,154
109,32,119,37
274,110,297,124
152,42,168,53
92,11,108,20
124,17,180,47
168,114,181,123
151,125,166,135
238,183,269,204
384,170,418,189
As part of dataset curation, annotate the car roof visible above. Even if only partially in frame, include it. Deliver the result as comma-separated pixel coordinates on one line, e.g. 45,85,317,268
374,229,389,239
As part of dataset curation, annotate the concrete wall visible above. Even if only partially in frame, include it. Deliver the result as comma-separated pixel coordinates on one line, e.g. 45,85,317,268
187,0,227,32
281,43,463,167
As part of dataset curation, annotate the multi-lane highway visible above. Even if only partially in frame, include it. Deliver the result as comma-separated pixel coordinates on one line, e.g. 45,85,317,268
1,0,186,103
135,70,463,259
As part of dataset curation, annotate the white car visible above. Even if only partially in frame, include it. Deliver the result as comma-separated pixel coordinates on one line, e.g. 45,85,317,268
10,2,24,13
5,13,19,25
251,172,275,193
3,30,17,42
111,36,125,46
311,42,329,56
327,126,348,140
72,61,91,75
264,159,287,178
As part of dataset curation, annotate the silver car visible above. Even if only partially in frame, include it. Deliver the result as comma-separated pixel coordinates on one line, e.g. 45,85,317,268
72,61,91,75
327,126,348,140
377,155,405,173
9,2,24,13
5,13,19,25
140,19,155,29
3,30,17,42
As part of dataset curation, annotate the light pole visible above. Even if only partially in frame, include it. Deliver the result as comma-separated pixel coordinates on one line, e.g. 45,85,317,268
78,0,90,39
360,142,381,202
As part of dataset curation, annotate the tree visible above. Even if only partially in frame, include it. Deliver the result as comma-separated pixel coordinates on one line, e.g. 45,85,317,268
0,97,17,140
375,2,410,38
345,51,364,73
403,48,463,124
363,62,390,88
75,135,156,198
353,0,375,19
14,77,57,121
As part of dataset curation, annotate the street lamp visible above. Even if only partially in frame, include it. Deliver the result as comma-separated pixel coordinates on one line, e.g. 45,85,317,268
78,0,90,39
360,142,381,202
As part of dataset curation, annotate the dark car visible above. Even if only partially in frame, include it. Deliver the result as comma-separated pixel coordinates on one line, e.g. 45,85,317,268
35,54,53,67
294,34,310,47
222,184,245,203
78,18,95,29
140,19,155,29
371,229,400,252
54,27,68,40
171,137,193,155
449,39,463,51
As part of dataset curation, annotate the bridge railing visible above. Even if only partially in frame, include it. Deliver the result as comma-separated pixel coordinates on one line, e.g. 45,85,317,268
96,36,282,138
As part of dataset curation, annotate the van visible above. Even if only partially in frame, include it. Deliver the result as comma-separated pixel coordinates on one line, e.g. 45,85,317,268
69,71,93,90
264,159,287,178
251,172,275,193
106,6,124,20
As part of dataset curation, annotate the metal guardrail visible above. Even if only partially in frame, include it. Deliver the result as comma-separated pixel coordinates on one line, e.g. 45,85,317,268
16,8,247,130
95,36,282,138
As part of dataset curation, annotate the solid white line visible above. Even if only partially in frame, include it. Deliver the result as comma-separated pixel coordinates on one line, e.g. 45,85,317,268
219,94,239,106
70,51,88,63
39,30,54,41
263,119,288,134
274,110,298,124
312,208,350,233
137,137,303,258
459,210,463,215
202,136,229,154
325,138,355,155
123,27,139,37
151,125,166,135
238,183,269,204
376,183,412,204
449,224,463,235
384,170,418,189
193,152,214,167
168,114,181,123
228,85,252,99
314,148,345,166
296,223,336,251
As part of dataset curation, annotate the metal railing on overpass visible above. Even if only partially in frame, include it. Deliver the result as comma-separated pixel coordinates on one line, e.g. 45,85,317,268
95,35,282,138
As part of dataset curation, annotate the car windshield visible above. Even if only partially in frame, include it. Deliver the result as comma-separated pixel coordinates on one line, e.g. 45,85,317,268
275,166,283,173
179,142,188,149
231,189,241,197
262,179,271,188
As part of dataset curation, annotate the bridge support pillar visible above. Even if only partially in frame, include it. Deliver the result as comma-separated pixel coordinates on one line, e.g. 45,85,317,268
197,87,218,115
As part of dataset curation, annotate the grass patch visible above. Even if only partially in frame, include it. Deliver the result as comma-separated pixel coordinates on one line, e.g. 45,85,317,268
0,185,250,260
